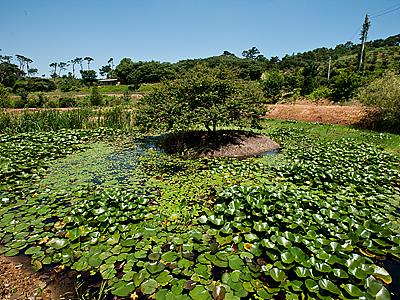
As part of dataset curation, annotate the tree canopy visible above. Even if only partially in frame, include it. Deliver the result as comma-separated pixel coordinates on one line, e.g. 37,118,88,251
136,66,265,133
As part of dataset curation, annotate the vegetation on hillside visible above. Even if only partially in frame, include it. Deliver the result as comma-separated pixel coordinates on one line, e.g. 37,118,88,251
1,34,400,131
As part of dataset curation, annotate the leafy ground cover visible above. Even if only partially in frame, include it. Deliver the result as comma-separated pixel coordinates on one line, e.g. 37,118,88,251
0,122,399,299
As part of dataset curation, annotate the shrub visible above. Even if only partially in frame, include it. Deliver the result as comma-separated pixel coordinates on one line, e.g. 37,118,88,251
90,86,103,106
24,94,47,108
260,70,285,102
0,84,11,108
308,86,332,100
330,70,362,102
357,72,400,132
15,88,29,106
80,70,98,85
59,96,77,108
59,76,81,92
43,98,60,108
13,78,56,93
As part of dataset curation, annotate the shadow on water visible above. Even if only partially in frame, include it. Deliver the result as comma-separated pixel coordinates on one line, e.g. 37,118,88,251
382,255,400,297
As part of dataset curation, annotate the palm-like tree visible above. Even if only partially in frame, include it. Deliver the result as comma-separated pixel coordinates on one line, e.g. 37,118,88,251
108,57,114,69
69,57,84,77
58,62,69,77
69,59,76,77
25,58,33,76
15,55,33,76
15,55,26,71
49,62,58,77
84,57,94,70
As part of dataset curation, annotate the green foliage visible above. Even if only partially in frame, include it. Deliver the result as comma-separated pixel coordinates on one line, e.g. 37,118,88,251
357,72,400,132
24,93,48,108
308,86,332,100
301,63,319,95
136,66,265,132
13,78,57,93
114,58,175,85
59,96,77,108
15,87,29,103
0,108,132,134
99,65,112,78
330,70,362,102
242,47,261,59
80,70,98,84
59,75,81,92
0,61,23,87
260,70,285,102
90,86,103,106
0,84,11,108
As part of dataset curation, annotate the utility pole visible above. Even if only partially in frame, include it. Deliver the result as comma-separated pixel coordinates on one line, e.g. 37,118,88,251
327,56,332,81
358,14,371,73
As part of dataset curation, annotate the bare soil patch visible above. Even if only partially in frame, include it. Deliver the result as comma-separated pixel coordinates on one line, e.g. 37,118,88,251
264,102,377,127
159,130,280,158
0,255,76,300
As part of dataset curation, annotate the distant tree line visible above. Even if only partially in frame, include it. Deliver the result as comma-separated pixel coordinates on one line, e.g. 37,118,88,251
0,33,399,108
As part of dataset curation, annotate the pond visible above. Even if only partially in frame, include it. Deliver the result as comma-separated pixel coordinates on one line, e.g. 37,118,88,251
0,129,399,300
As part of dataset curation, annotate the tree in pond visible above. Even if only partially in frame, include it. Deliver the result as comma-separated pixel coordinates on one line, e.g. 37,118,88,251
136,65,265,132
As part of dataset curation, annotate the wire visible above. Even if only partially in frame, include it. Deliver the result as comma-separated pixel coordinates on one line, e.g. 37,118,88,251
369,2,400,17
344,3,400,44
370,4,400,18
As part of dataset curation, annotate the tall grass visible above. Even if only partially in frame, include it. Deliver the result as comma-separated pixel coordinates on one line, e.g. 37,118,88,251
0,107,134,134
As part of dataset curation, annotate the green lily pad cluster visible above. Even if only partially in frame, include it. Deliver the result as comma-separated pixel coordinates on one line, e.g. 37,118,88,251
0,128,121,205
0,127,399,299
203,181,398,299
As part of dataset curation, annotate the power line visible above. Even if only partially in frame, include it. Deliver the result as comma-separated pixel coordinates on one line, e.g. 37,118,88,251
348,4,400,42
369,2,400,17
370,4,400,18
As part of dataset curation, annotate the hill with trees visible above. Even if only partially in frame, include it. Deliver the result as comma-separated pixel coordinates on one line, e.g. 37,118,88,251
0,33,399,109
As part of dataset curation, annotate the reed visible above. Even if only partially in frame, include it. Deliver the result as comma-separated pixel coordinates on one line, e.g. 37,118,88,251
0,107,134,134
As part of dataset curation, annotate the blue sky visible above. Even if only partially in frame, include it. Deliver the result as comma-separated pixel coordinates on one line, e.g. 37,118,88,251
1,0,399,77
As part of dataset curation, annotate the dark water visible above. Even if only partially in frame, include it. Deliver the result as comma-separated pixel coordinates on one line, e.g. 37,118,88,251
90,137,162,186
259,148,281,156
383,256,400,298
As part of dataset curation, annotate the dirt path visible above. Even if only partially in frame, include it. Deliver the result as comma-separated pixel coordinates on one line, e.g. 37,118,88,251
264,103,375,126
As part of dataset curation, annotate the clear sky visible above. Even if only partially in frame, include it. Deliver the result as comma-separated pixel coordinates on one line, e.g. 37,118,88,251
1,0,399,77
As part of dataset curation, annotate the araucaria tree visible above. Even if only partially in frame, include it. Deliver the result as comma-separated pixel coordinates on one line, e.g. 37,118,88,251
136,65,265,132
